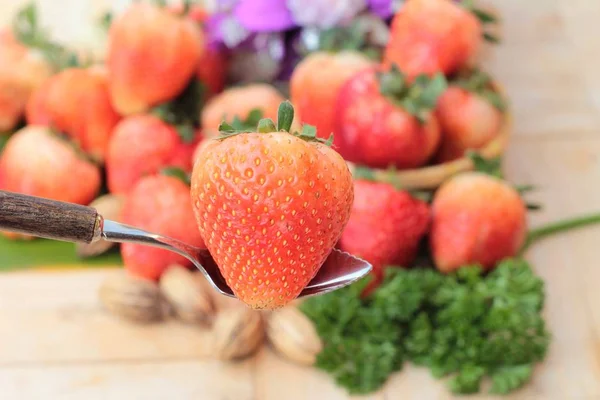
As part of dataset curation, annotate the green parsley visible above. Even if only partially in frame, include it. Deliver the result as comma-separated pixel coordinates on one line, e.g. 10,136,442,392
300,258,550,396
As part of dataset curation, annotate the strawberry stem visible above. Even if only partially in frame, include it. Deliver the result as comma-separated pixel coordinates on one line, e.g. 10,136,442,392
520,212,600,254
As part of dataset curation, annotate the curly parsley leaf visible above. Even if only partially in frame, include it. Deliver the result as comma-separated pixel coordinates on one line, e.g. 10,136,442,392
300,258,550,396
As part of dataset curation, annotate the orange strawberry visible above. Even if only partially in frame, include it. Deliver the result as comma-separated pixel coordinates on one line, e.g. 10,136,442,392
191,102,354,309
106,115,199,195
290,51,373,139
384,0,482,79
339,178,430,282
26,67,121,162
107,2,203,115
200,83,295,138
434,70,505,162
334,66,445,169
121,173,206,281
0,125,100,205
0,29,53,132
430,172,527,273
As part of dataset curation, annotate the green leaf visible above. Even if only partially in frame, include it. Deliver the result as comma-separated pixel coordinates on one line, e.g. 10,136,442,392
276,101,294,132
98,11,113,32
0,236,122,270
466,151,503,178
175,124,196,143
257,118,277,133
472,8,498,24
419,73,448,109
160,167,191,185
301,124,317,139
483,32,501,44
490,365,534,394
151,78,205,133
218,121,236,133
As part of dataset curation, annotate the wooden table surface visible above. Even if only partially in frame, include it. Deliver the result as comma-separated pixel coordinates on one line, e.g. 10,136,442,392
2,0,600,399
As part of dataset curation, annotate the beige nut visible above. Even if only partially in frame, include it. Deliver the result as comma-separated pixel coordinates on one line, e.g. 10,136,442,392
76,194,124,258
159,265,216,325
212,307,264,360
99,272,167,323
266,306,323,365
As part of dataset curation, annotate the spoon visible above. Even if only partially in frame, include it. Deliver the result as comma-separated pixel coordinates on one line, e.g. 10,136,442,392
0,190,372,299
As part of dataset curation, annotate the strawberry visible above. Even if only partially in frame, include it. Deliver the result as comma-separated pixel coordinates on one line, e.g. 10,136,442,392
339,178,430,284
201,83,297,137
0,125,101,205
26,67,121,162
196,45,228,99
334,66,445,169
191,102,354,309
384,0,482,79
106,115,199,195
434,70,505,162
290,51,373,139
0,29,52,132
430,172,527,273
121,173,206,281
107,2,203,115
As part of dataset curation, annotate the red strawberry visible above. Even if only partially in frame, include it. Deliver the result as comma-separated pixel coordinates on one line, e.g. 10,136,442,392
196,45,228,99
290,51,373,139
0,29,53,132
106,115,199,195
435,70,505,162
26,67,121,162
121,174,206,281
339,179,430,283
0,125,101,205
201,83,295,138
107,2,203,115
191,102,354,309
334,66,445,169
430,172,527,273
384,0,482,79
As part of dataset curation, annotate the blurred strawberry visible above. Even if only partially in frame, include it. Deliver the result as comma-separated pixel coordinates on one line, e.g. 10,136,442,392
430,172,527,273
168,2,228,99
334,66,445,169
290,51,373,139
0,126,101,205
0,29,52,132
201,83,297,137
384,0,482,79
339,178,430,288
106,115,199,195
26,67,121,162
196,45,228,99
121,173,205,281
435,69,505,162
107,2,203,115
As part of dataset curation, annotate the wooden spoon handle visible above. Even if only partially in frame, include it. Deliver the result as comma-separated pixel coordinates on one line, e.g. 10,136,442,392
0,191,100,244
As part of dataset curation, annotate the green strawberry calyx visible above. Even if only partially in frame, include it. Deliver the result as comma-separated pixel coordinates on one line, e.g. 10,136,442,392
160,166,192,185
452,68,507,112
217,101,334,147
378,65,448,124
460,0,501,44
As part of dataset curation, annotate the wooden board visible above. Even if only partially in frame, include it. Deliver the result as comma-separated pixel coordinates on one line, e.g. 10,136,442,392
2,0,600,398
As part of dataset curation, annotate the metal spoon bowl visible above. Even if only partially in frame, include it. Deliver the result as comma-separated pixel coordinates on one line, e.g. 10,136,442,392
0,191,372,299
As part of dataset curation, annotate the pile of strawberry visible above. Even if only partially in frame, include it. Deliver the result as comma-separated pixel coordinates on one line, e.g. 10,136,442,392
0,0,511,302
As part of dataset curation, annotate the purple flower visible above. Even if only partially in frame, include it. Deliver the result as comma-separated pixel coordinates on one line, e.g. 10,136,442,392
368,0,404,19
286,0,368,29
233,0,297,32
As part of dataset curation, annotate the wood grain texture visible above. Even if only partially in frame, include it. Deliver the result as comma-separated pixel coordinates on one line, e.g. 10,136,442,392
1,0,600,399
0,191,99,244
